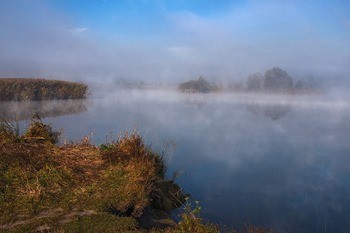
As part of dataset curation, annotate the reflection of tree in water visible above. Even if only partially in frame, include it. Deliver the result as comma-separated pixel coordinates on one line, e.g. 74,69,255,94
0,99,88,121
263,105,291,120
246,103,291,120
183,95,207,109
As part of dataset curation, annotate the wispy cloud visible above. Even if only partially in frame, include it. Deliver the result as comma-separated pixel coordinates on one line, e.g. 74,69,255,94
71,27,89,35
0,0,349,83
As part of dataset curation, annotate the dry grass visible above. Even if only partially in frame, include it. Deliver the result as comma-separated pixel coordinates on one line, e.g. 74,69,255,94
0,119,186,232
0,78,89,101
96,131,184,217
0,119,275,233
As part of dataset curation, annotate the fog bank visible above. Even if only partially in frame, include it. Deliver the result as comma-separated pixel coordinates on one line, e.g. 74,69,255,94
0,0,349,85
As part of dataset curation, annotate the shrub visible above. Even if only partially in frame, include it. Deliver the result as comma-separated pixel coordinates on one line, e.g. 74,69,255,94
178,77,219,93
175,200,219,233
264,67,293,92
23,116,61,144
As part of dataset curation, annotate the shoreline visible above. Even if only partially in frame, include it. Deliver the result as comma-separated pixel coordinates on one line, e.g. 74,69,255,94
0,118,224,232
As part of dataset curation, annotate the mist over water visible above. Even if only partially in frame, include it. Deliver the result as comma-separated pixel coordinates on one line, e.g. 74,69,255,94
1,0,350,231
7,89,349,233
1,1,350,84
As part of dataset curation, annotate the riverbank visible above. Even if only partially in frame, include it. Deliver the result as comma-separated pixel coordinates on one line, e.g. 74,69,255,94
0,117,226,232
0,78,89,101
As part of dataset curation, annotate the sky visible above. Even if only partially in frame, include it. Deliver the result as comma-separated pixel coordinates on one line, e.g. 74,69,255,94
0,0,349,83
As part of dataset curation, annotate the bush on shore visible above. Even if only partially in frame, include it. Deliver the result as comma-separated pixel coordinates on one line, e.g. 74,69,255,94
178,77,220,93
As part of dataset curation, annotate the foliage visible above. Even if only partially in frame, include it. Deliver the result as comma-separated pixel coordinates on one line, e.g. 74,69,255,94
263,67,293,92
293,75,319,94
0,78,89,101
178,77,219,93
246,73,263,91
244,67,320,94
174,199,219,233
174,198,275,233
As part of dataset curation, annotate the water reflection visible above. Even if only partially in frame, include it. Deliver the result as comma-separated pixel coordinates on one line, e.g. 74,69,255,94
0,99,88,120
4,90,350,233
246,104,291,120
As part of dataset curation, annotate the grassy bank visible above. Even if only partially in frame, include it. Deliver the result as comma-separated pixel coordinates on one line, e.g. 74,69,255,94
0,118,224,232
0,118,274,232
0,78,89,101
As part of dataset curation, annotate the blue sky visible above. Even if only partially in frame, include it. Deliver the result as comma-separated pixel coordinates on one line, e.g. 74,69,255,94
0,0,349,82
49,0,349,42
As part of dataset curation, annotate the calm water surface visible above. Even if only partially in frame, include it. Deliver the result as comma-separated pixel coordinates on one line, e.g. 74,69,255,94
4,89,350,233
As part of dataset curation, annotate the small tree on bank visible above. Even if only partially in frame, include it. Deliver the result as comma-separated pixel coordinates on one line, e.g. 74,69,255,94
178,77,219,93
264,67,293,92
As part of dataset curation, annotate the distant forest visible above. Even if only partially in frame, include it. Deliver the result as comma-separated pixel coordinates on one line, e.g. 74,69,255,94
0,78,89,101
179,67,318,94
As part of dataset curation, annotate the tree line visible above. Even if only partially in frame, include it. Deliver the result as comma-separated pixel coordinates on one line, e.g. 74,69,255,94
245,67,316,93
178,67,318,94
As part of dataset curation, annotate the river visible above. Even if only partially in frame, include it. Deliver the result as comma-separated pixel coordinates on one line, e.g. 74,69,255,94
2,88,350,233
